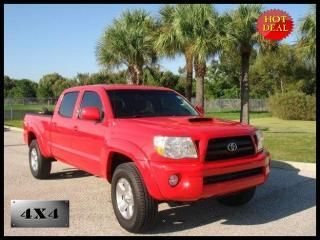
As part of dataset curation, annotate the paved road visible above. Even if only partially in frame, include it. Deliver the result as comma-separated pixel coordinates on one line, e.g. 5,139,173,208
4,128,316,236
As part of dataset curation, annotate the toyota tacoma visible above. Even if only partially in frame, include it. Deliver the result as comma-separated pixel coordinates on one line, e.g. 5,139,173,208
23,84,270,233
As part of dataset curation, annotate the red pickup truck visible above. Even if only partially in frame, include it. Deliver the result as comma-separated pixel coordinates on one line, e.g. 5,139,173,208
23,84,270,233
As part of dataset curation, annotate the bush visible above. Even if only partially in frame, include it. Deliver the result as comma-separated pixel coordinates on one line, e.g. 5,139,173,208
305,95,316,121
268,91,316,120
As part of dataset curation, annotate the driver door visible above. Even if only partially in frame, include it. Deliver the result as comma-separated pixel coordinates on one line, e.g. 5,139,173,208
71,90,107,175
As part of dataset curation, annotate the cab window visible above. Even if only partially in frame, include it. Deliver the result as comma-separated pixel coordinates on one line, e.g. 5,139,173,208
58,91,79,118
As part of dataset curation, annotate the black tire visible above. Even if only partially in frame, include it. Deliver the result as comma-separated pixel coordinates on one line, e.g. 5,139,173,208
29,139,51,179
111,162,158,233
217,187,256,206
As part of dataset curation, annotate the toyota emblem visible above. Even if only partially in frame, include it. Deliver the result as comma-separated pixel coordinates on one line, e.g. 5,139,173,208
227,142,238,152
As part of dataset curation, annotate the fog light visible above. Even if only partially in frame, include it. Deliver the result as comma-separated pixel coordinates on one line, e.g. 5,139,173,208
168,174,179,187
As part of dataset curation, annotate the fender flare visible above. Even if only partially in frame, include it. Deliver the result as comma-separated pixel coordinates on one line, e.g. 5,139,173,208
101,138,163,200
27,126,51,158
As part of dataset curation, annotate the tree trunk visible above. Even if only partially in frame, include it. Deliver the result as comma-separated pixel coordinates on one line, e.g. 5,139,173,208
127,65,137,85
194,58,206,109
240,51,250,124
134,65,143,85
185,54,193,101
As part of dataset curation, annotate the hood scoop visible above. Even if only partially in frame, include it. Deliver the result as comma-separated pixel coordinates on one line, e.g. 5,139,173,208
188,117,213,123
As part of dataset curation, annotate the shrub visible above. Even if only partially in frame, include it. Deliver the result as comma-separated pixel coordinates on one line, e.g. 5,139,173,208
305,95,316,121
268,91,316,120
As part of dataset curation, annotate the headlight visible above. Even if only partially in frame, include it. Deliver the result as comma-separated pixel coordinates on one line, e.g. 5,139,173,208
153,136,198,159
255,130,264,152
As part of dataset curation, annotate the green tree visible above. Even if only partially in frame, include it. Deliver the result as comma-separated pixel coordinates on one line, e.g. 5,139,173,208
142,65,162,86
76,73,91,85
155,4,197,101
250,44,315,97
205,58,240,99
7,79,38,98
52,78,77,97
159,71,180,89
75,71,126,85
143,66,180,89
96,9,158,85
298,5,316,68
4,75,16,97
222,4,262,124
191,4,220,108
108,70,127,84
37,73,66,98
87,72,111,85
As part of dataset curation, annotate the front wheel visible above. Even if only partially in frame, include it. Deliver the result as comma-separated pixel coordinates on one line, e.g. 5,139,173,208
217,187,256,206
111,163,158,233
29,139,51,179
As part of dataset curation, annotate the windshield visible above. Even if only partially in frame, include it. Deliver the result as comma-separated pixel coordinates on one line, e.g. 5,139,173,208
107,90,199,118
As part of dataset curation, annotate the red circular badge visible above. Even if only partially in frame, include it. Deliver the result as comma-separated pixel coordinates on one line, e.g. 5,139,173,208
257,9,294,41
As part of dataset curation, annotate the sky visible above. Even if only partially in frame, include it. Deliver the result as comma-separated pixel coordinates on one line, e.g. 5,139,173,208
4,4,313,81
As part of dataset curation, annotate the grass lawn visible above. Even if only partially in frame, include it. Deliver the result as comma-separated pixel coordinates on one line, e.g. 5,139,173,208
207,111,272,120
4,104,55,127
4,110,315,163
4,120,24,128
4,104,55,111
207,112,316,163
250,118,316,163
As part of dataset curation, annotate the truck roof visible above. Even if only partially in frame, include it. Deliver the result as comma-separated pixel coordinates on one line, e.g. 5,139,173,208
64,84,173,92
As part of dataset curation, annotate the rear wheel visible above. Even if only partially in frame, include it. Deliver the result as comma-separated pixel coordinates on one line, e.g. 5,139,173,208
29,139,51,179
217,187,256,206
111,162,158,233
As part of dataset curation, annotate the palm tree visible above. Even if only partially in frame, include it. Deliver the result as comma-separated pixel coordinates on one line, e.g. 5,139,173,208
298,5,316,68
96,9,157,85
155,4,196,101
191,5,221,109
222,4,262,124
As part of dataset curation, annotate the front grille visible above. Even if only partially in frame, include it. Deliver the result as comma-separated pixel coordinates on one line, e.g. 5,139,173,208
205,136,255,161
203,167,263,185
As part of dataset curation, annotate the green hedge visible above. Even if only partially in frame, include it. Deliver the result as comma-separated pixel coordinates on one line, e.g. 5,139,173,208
268,91,316,120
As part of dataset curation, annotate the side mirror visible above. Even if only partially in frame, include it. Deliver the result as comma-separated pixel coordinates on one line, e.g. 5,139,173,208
79,107,101,121
195,105,205,116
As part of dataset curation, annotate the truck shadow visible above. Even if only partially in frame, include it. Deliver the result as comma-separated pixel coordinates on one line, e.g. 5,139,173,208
48,168,91,180
148,160,316,234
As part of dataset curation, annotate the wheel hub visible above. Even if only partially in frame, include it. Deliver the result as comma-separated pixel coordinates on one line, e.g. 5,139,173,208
116,178,134,219
30,148,38,172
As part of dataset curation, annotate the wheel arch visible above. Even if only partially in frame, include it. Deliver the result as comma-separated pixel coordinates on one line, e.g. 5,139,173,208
26,129,51,158
27,131,37,146
103,140,163,200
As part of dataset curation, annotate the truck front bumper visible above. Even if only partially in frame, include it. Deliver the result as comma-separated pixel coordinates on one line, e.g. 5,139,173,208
149,151,270,201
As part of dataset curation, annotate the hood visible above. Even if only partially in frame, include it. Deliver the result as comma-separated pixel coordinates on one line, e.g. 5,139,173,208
114,116,256,139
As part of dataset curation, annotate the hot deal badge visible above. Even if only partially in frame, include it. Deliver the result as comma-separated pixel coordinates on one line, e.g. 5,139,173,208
257,9,294,41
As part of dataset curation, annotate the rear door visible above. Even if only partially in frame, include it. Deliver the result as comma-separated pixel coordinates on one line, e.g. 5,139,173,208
50,91,80,163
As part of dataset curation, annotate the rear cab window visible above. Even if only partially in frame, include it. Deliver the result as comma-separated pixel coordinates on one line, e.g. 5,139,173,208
58,91,79,118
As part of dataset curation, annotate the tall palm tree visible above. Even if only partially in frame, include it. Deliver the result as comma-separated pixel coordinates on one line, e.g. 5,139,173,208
155,4,196,101
298,5,316,68
222,4,262,124
96,9,157,85
191,5,221,109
